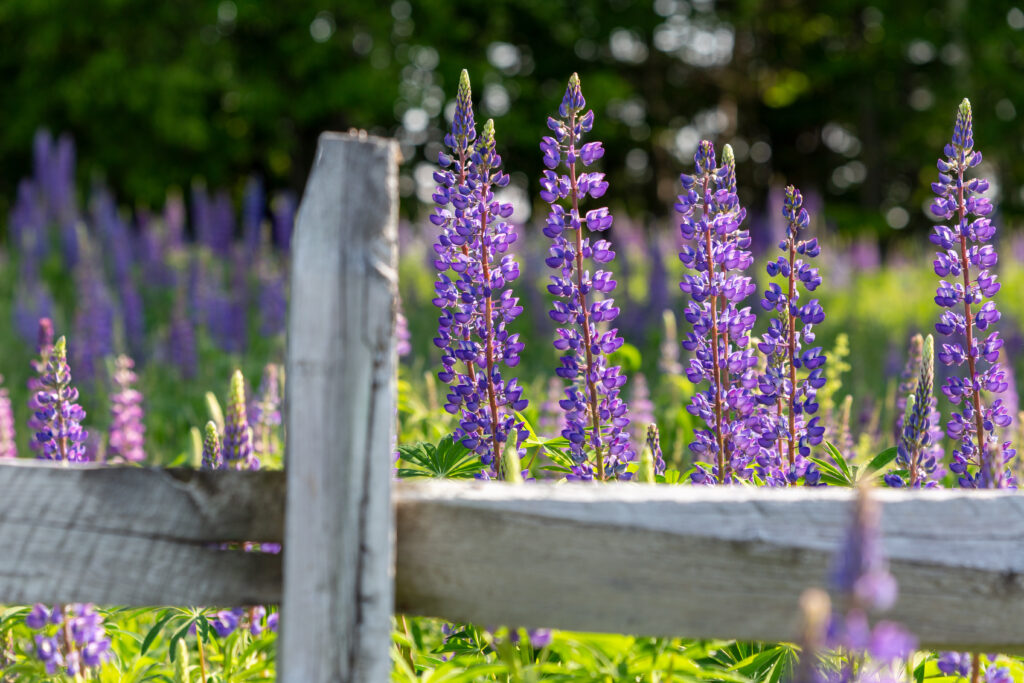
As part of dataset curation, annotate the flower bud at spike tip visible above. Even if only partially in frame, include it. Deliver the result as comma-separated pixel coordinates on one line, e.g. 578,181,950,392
453,69,476,146
638,443,656,483
173,638,191,683
205,391,225,434
202,421,223,470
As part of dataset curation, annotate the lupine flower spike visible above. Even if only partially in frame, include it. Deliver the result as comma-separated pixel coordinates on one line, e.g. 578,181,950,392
431,72,527,477
34,337,89,462
108,355,146,463
757,185,826,484
251,363,282,459
677,142,758,484
202,420,224,470
27,318,55,457
224,369,257,470
887,335,943,488
540,73,633,480
930,98,1015,488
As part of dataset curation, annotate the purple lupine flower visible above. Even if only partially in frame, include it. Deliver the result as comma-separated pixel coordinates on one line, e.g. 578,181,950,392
937,652,971,677
107,355,145,463
893,334,923,442
243,175,265,257
224,369,257,469
757,185,826,484
628,373,654,447
71,252,116,384
0,376,17,459
430,71,527,478
540,73,632,480
27,319,55,457
13,261,55,345
251,364,282,459
34,337,89,462
202,421,224,470
677,142,759,484
930,99,1015,488
886,335,943,488
258,260,288,337
167,283,198,379
272,191,297,252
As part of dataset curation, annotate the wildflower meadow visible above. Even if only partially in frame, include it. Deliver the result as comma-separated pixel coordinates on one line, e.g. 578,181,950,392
3,20,1024,683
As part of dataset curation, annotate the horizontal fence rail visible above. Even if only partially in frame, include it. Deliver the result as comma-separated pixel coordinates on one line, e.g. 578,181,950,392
5,459,1023,651
0,461,283,606
394,481,1024,651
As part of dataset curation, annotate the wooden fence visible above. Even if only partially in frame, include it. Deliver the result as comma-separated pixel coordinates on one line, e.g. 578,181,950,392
3,132,1024,681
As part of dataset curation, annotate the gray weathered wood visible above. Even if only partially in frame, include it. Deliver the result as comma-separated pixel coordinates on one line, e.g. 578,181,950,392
280,132,399,683
395,481,1024,650
0,461,283,605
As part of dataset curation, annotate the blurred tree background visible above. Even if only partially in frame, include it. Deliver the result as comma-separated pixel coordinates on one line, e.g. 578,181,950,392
1,0,1022,242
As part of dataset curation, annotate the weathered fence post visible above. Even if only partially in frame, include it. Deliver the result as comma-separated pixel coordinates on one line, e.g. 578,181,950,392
280,132,399,682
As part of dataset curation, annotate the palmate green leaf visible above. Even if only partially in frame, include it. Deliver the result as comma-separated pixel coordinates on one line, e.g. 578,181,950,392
396,435,484,480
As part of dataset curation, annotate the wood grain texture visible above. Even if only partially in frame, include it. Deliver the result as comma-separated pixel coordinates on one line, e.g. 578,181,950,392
0,461,283,605
279,132,399,683
395,481,1024,650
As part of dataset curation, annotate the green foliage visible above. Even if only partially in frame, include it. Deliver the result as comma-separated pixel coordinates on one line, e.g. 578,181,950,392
396,435,485,479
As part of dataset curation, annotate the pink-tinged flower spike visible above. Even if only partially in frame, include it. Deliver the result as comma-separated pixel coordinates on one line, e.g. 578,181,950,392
541,73,633,480
33,337,89,462
930,98,1015,488
0,376,16,459
251,363,282,459
677,142,760,485
107,355,145,463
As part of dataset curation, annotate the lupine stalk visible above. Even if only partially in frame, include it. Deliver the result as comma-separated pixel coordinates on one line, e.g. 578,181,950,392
108,355,146,463
645,424,666,475
540,73,632,480
431,71,527,477
33,337,89,462
930,98,1015,488
27,318,55,457
757,185,825,483
224,369,256,470
677,142,757,484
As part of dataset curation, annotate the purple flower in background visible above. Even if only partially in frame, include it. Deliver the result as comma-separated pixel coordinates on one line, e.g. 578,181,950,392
396,310,412,358
108,355,146,463
894,334,923,441
757,185,825,484
930,98,1015,488
677,142,759,484
71,251,116,384
540,73,632,480
628,373,654,447
272,191,297,251
34,337,89,462
225,369,257,469
167,283,198,379
259,261,288,337
243,175,265,257
430,71,527,478
13,259,55,345
251,363,282,459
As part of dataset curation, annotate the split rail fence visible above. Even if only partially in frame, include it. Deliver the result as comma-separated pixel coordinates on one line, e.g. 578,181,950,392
4,132,1024,682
